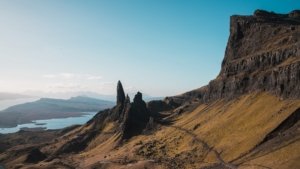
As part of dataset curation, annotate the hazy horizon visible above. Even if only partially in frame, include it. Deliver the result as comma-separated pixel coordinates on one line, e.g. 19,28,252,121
1,0,299,96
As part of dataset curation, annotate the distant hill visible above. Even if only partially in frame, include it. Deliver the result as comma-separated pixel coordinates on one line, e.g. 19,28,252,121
21,91,163,102
0,96,114,127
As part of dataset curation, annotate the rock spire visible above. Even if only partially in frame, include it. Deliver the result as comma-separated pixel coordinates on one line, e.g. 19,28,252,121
116,80,125,105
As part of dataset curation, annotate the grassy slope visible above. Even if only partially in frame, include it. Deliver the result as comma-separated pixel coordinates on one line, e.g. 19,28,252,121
1,92,299,169
174,92,300,168
78,92,300,169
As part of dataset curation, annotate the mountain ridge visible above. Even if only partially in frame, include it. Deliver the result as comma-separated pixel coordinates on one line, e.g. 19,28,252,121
0,96,114,127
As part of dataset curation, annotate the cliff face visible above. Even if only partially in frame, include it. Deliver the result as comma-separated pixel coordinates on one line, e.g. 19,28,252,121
176,10,300,103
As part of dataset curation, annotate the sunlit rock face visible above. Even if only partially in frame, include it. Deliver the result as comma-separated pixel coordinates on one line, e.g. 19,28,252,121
173,10,300,104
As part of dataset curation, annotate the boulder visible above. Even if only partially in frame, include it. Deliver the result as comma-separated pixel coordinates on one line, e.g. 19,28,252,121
24,148,46,163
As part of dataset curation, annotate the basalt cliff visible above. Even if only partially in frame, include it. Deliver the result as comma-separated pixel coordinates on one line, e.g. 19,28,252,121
0,10,300,169
173,9,300,104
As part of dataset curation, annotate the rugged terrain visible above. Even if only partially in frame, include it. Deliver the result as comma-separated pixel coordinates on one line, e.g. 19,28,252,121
0,10,299,169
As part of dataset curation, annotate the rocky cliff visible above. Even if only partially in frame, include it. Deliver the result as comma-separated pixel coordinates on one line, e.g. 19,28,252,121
174,10,300,104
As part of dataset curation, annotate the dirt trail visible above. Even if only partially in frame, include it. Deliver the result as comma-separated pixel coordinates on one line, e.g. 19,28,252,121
166,125,237,169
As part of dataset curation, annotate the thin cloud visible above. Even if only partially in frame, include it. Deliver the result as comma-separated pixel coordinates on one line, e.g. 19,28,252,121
47,83,81,89
43,74,57,78
42,73,102,80
86,75,103,80
60,73,75,79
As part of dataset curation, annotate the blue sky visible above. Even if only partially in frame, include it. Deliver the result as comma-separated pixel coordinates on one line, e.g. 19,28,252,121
0,0,299,97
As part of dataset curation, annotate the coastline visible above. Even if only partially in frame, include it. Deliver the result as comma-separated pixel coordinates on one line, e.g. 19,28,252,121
0,112,97,134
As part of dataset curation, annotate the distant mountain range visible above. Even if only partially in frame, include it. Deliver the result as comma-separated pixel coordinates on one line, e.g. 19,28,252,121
0,96,114,127
20,91,163,102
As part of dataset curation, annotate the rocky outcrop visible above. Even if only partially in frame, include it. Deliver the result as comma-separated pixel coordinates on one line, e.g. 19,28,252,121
55,81,154,155
173,10,300,104
116,80,125,105
121,92,151,140
110,81,127,121
24,148,46,163
115,82,153,140
147,100,174,117
51,81,153,156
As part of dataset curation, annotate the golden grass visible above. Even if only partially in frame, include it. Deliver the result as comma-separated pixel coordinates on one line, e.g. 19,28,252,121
77,92,300,169
240,141,300,169
175,92,300,162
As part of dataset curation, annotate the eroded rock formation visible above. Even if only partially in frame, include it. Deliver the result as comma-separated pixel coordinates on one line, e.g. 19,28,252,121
121,92,151,139
48,81,154,157
116,80,125,105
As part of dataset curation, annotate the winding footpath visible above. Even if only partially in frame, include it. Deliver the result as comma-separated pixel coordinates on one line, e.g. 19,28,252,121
166,125,237,169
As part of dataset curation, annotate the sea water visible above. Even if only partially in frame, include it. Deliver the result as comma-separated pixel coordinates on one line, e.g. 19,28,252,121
0,112,96,134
